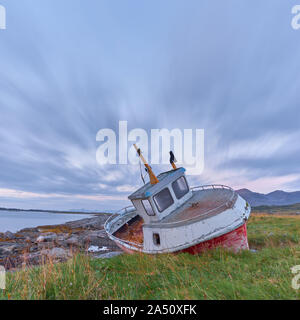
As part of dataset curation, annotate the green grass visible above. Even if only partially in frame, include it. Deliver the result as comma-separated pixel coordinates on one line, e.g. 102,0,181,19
1,214,300,300
247,214,300,248
252,203,300,215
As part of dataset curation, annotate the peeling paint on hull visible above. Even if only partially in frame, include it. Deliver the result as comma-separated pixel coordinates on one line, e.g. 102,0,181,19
114,223,248,255
179,223,249,254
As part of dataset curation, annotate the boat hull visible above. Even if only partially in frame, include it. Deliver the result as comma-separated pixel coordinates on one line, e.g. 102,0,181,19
113,223,249,255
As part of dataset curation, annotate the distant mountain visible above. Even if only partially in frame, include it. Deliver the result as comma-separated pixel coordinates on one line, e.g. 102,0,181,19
236,189,300,207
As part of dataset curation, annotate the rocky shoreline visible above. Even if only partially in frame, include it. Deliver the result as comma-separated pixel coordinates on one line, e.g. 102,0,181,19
0,213,123,270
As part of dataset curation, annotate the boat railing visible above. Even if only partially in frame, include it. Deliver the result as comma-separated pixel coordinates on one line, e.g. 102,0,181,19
116,205,136,216
192,184,237,206
104,205,136,232
191,184,234,192
191,184,236,203
104,208,134,230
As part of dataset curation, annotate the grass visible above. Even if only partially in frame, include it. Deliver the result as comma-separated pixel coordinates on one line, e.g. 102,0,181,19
252,203,300,215
247,214,300,248
0,214,299,300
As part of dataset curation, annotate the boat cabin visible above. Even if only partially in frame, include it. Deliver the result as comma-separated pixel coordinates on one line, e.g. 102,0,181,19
128,167,193,224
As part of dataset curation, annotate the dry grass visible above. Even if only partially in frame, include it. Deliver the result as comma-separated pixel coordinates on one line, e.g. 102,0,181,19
37,225,79,234
252,213,300,219
0,214,299,300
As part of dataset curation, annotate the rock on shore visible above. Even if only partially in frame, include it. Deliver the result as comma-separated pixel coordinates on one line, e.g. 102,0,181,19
0,214,123,270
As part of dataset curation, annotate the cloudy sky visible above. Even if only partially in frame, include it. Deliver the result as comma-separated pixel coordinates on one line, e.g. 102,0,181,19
0,0,300,211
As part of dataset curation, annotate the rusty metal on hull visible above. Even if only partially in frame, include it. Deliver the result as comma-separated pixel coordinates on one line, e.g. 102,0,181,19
180,223,249,254
113,215,144,245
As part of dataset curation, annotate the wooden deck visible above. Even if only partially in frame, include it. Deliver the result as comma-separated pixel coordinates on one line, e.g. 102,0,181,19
113,215,144,244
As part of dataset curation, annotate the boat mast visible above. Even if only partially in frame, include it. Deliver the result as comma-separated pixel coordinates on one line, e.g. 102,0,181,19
133,144,159,185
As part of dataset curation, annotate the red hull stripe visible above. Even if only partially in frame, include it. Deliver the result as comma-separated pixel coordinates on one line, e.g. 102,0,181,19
180,223,249,254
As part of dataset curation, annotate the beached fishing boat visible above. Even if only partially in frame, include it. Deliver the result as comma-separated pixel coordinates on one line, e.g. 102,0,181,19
105,145,251,254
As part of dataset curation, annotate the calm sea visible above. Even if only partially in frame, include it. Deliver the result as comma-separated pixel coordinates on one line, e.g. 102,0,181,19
0,210,93,233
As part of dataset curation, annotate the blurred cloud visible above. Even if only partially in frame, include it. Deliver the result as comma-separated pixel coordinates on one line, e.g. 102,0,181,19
0,0,300,210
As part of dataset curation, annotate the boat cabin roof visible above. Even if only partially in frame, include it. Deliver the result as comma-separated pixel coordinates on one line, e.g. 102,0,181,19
128,167,186,200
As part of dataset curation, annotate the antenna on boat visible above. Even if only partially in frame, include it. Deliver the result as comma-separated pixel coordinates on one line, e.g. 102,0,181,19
169,151,177,170
133,144,159,185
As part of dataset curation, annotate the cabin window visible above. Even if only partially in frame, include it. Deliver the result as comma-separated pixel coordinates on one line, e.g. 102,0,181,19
153,233,160,246
153,188,174,212
172,176,189,199
142,199,155,216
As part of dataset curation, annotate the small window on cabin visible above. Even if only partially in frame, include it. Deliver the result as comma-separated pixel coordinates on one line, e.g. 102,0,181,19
142,200,155,216
172,176,189,199
153,233,160,246
153,188,174,212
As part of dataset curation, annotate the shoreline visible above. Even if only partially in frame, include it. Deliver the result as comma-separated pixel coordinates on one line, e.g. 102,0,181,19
0,207,109,215
0,213,122,271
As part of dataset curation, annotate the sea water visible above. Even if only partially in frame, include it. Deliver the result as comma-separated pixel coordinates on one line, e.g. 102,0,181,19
0,210,93,233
